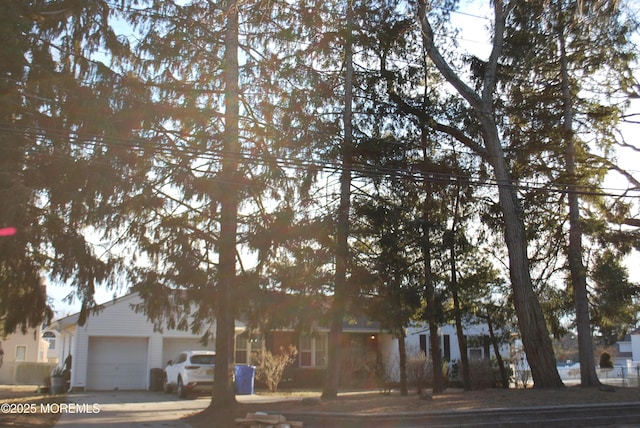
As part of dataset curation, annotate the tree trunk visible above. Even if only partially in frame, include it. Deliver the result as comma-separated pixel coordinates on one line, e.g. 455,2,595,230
557,13,600,387
427,316,444,393
452,290,470,390
322,0,354,400
421,174,444,393
398,327,408,396
417,0,563,388
449,184,471,391
486,308,510,388
483,114,563,388
211,0,239,408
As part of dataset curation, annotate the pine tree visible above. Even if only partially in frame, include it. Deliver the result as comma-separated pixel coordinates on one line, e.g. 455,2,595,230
501,0,638,386
0,0,146,333
416,0,564,387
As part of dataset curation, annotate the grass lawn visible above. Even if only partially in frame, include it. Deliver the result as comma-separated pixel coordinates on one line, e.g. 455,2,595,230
186,384,640,428
0,386,65,428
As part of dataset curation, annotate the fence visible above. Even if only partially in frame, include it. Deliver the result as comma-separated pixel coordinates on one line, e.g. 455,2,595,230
12,362,57,385
557,362,640,387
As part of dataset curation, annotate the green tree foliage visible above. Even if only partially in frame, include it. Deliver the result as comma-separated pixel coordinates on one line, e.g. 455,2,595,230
416,0,564,387
117,0,381,404
599,351,614,369
4,0,638,399
353,193,422,395
0,0,148,333
117,0,336,405
591,251,640,345
501,0,638,385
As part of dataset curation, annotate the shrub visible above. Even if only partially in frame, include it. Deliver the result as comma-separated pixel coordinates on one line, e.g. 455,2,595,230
339,342,380,388
468,359,501,390
280,367,325,388
253,345,298,393
599,352,614,369
406,350,431,394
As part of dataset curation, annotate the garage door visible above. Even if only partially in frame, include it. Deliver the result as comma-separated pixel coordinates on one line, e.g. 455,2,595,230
162,338,214,367
87,337,148,390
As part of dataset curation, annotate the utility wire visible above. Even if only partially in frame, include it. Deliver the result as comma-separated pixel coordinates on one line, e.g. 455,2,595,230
1,123,638,199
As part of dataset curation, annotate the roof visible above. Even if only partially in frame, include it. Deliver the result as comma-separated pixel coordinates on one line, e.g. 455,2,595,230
46,292,245,332
48,312,81,331
342,316,383,333
46,293,138,332
630,327,640,336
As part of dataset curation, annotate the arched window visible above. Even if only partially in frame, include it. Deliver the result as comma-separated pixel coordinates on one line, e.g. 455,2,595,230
42,331,56,350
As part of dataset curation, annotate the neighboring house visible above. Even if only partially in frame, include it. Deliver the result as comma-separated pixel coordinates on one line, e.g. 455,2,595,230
614,327,640,374
554,330,640,384
614,330,639,363
0,326,50,385
45,293,245,391
552,329,640,384
0,277,54,385
403,323,510,363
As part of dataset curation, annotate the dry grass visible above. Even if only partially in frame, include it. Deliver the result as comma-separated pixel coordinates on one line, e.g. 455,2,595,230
186,384,640,428
0,386,64,428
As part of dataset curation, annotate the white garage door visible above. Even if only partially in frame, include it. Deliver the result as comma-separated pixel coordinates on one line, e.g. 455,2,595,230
87,337,148,390
162,338,214,367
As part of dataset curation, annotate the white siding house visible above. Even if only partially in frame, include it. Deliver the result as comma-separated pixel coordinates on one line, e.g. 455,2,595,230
379,323,511,382
403,323,510,362
614,327,640,377
46,291,515,391
46,293,245,391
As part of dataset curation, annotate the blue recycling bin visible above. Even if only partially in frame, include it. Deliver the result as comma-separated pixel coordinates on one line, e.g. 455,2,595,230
234,365,255,395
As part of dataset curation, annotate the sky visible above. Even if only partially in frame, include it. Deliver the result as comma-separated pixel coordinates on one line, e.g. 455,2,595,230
46,2,640,318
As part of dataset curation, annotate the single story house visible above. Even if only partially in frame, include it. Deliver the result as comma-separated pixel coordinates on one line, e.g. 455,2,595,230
47,292,511,391
1,277,56,385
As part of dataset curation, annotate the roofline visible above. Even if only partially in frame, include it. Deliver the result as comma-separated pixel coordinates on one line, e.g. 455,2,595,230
47,292,246,332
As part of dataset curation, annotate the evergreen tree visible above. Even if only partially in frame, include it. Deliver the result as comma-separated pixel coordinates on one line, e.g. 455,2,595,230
0,0,146,333
591,250,640,345
353,179,423,396
416,0,563,387
501,0,638,386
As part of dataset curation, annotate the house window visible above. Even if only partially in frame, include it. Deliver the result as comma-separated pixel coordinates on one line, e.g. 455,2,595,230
467,335,489,361
419,334,427,356
43,332,56,350
315,334,326,367
443,335,451,361
236,335,248,364
299,334,326,368
235,333,263,364
16,345,26,362
299,335,312,366
469,348,483,361
420,334,450,360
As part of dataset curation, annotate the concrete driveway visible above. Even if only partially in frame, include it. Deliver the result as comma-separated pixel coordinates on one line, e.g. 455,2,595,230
54,390,209,427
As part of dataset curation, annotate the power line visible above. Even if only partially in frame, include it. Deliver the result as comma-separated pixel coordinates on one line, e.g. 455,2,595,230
1,123,638,200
